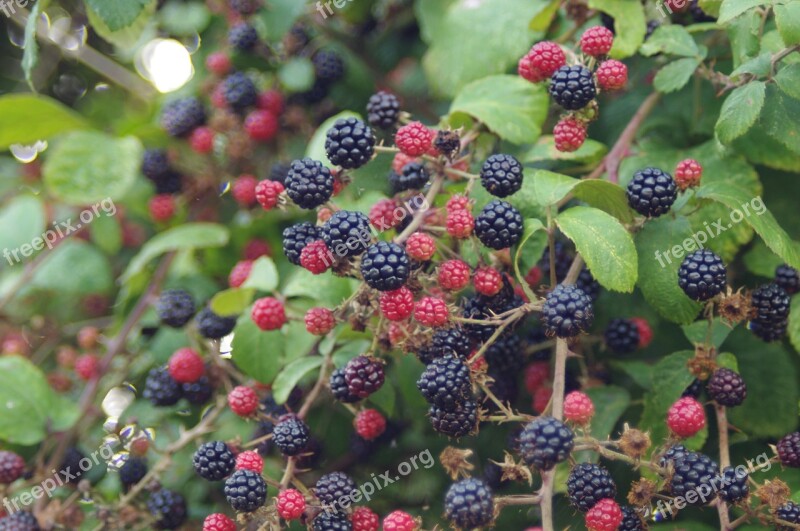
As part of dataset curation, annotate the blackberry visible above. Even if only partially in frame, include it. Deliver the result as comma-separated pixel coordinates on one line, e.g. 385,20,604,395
677,249,727,301
119,457,147,491
434,130,460,157
253,421,275,456
143,367,182,406
152,171,182,195
646,20,661,39
312,511,353,531
518,416,574,470
160,97,206,137
418,326,473,365
416,355,472,409
285,158,334,209
222,72,258,111
776,501,800,531
669,451,719,506
283,222,321,265
682,378,704,399
777,432,800,467
360,241,410,291
228,23,258,51
474,199,524,250
366,90,400,129
193,441,235,481
619,506,645,531
229,0,259,14
142,149,171,180
690,0,716,22
604,318,639,354
313,50,345,83
541,284,594,338
576,267,601,301
147,489,187,529
775,264,799,295
195,306,237,339
480,154,524,198
224,469,267,512
182,375,213,405
59,447,89,484
600,13,615,33
444,478,494,529
330,368,360,403
0,512,40,531
749,282,790,341
391,161,429,192
269,162,291,184
344,355,385,398
566,463,617,512
0,451,24,484
430,399,478,438
484,333,524,375
538,241,572,284
718,465,749,503
321,210,371,257
315,471,357,508
706,368,747,407
156,289,196,328
325,118,375,169
486,369,519,407
549,65,597,110
272,416,310,456
659,444,688,469
626,167,677,217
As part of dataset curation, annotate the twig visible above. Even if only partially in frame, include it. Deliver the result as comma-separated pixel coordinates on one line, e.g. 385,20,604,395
716,403,732,530
298,344,331,420
394,174,445,243
605,92,662,183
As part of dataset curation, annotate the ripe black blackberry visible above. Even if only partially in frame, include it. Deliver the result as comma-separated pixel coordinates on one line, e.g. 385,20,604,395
626,167,677,217
706,368,747,407
143,367,182,406
147,489,187,529
444,478,494,529
690,0,716,22
474,199,524,250
312,511,352,531
518,416,575,470
325,118,375,169
777,431,800,467
366,90,400,129
484,333,524,375
659,444,688,468
360,241,410,291
224,469,267,512
313,50,345,83
549,65,597,110
434,130,460,157
775,264,799,295
282,222,321,265
718,465,749,503
391,161,430,192
604,318,639,354
681,378,704,399
156,289,196,328
272,416,310,456
60,447,89,483
152,171,182,195
193,441,235,481
119,457,147,491
160,98,206,137
576,267,601,301
229,0,259,14
619,506,645,531
285,158,335,209
776,501,800,531
669,451,720,506
486,369,519,408
269,162,291,184
566,463,617,512
315,471,357,508
538,240,572,284
228,23,258,51
344,355,385,398
183,376,213,405
322,210,371,257
0,511,40,531
330,368,360,403
749,282,790,341
418,326,472,365
480,154,524,198
142,149,171,180
222,72,257,111
416,355,472,409
196,306,237,339
541,284,594,338
0,451,24,484
677,249,727,301
430,399,477,438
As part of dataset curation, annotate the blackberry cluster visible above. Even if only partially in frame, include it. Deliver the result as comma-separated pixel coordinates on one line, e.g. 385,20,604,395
417,326,472,365
626,167,677,217
222,72,257,110
444,478,494,529
706,368,747,407
677,249,727,301
430,400,478,438
322,210,371,257
315,471,357,508
160,98,206,137
749,283,790,341
366,90,400,129
325,118,376,169
285,158,335,209
541,284,594,338
329,368,360,403
669,451,719,506
549,65,597,110
390,161,430,192
193,441,235,481
147,489,187,529
283,222,321,265
273,416,311,456
360,242,410,291
775,264,799,295
195,306,237,339
480,154,524,198
224,469,268,512
0,511,40,531
718,465,749,503
776,501,800,531
518,416,575,470
604,318,639,353
567,463,617,512
119,457,147,491
474,200,524,250
156,289,196,328
228,23,258,50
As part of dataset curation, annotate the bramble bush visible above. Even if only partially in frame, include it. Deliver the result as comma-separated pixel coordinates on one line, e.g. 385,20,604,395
1,0,800,529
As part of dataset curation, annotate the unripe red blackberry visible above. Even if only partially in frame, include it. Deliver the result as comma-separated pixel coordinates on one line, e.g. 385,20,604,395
354,409,386,440
379,287,415,321
518,41,566,83
446,208,474,239
352,506,379,531
255,179,284,210
667,396,706,438
580,26,615,56
228,385,259,417
229,259,253,288
438,260,471,291
563,391,595,425
596,59,628,91
674,158,703,190
405,232,436,261
553,117,587,152
276,488,306,520
235,450,264,473
585,498,623,531
168,347,204,384
395,122,434,157
305,307,336,335
251,297,286,330
414,297,449,327
300,240,334,274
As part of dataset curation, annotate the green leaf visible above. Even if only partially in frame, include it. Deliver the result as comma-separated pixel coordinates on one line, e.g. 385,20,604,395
0,195,46,267
529,0,560,30
283,268,359,307
31,240,113,294
522,136,607,165
278,58,315,92
717,0,768,24
585,386,631,439
789,295,800,354
529,170,578,206
306,111,361,168
513,218,546,300
774,2,800,44
422,0,541,97
272,357,324,404
760,85,800,155
555,206,637,292
654,58,701,93
0,95,90,150
715,81,766,144
727,9,761,68
640,351,695,445
716,352,739,372
743,239,788,277
776,64,800,100
22,0,48,91
369,382,396,416
121,223,230,281
90,214,122,256
85,0,152,30
572,180,636,224
732,120,800,172
681,318,733,348
449,75,548,144
43,131,142,206
639,25,700,57
210,288,255,316
634,217,703,324
729,52,773,81
158,0,211,36
587,0,646,58
241,256,279,292
414,0,455,43
0,356,79,444
257,0,307,41
85,0,156,48
699,0,722,16
611,360,654,390
230,318,286,384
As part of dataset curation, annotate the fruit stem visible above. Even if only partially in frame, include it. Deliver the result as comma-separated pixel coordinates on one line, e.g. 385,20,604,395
716,403,733,530
394,174,445,243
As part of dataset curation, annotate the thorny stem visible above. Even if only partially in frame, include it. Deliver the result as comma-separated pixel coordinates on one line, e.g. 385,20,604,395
298,344,332,420
394,174,445,244
604,92,662,183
